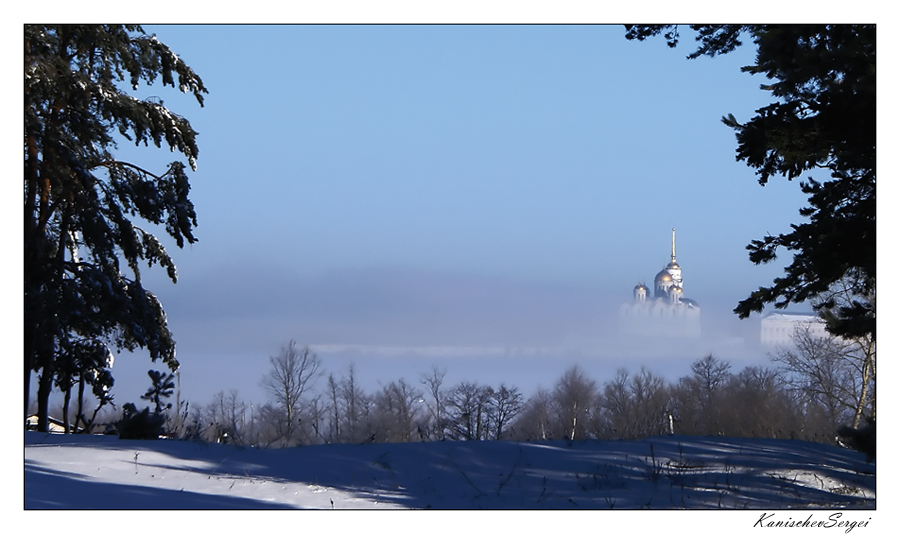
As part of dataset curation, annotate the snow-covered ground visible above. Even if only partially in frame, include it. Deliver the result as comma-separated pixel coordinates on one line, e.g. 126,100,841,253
25,431,874,511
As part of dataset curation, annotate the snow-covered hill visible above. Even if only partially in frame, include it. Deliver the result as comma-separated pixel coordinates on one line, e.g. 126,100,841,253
25,431,874,510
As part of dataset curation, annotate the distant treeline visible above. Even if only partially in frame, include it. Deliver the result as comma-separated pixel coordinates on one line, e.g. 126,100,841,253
155,327,873,449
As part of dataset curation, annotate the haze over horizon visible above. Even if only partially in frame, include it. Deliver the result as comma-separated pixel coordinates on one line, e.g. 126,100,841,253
25,24,835,410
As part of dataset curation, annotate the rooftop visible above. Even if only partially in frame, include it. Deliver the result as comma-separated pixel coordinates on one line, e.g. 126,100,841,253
761,312,823,323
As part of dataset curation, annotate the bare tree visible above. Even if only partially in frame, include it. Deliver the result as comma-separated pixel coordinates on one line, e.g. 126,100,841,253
852,334,876,428
204,389,249,445
254,403,288,447
339,363,371,443
446,381,494,441
304,394,327,444
811,278,876,429
326,373,342,442
371,379,424,442
673,354,732,435
688,354,732,404
716,366,803,439
509,388,553,441
420,365,448,440
595,368,630,439
552,365,597,440
628,367,671,436
260,340,321,447
773,325,874,431
594,367,671,440
321,363,372,444
490,384,523,440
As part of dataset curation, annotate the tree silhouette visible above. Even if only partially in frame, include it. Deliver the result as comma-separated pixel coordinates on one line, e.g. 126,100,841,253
625,25,875,342
141,370,176,415
24,25,207,431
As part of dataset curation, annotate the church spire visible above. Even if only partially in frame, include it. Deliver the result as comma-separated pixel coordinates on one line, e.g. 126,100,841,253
671,227,676,263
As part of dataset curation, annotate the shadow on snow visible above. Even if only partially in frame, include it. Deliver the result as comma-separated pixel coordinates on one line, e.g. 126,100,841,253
24,432,874,509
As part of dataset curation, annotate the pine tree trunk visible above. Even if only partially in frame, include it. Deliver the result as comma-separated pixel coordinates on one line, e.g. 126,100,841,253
76,375,87,434
62,385,71,434
24,342,32,429
852,347,875,428
37,366,53,433
24,131,39,428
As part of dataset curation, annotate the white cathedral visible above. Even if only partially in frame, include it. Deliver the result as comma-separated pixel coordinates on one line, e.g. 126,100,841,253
618,228,701,338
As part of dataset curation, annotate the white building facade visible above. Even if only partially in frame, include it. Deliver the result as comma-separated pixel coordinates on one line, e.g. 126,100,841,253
760,312,830,348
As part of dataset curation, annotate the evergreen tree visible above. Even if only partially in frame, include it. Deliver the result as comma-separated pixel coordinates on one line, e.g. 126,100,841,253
624,25,875,342
117,402,166,440
54,338,114,433
24,25,207,431
142,369,176,415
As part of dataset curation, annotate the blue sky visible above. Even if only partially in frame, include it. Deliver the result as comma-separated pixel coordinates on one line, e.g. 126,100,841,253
21,22,876,410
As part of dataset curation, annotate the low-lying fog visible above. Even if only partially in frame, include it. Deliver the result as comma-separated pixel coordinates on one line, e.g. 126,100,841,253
86,265,788,410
